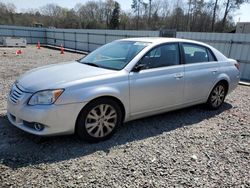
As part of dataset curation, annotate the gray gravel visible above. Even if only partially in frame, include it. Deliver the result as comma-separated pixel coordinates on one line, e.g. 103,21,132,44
0,46,249,187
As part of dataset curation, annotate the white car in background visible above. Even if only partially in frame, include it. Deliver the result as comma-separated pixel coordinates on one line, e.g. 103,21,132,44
7,38,240,142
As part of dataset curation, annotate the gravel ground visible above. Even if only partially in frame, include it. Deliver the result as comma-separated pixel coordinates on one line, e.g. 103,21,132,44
0,46,249,187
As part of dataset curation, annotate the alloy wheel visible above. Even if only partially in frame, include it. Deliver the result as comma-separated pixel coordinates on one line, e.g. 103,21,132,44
85,104,117,138
210,85,225,108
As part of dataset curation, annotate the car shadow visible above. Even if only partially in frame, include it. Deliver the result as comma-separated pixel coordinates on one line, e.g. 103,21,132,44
0,102,232,169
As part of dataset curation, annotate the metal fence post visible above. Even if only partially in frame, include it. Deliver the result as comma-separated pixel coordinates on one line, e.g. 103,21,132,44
87,32,89,52
63,31,65,47
29,30,32,44
74,32,77,51
228,40,233,58
54,30,56,46
44,29,47,45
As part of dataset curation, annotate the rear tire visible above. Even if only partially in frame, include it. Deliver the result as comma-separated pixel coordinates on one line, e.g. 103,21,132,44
76,98,122,142
206,82,227,110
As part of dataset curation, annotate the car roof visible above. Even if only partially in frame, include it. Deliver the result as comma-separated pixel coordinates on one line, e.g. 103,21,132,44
117,37,227,61
119,37,209,47
119,37,228,62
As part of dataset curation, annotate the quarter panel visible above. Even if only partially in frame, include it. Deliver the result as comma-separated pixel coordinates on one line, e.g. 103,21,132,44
205,60,240,100
217,60,240,93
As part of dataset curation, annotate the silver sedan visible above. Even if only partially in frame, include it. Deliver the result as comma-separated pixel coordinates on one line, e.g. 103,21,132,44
7,38,240,142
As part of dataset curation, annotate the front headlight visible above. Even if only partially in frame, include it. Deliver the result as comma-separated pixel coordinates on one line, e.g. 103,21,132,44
28,89,64,105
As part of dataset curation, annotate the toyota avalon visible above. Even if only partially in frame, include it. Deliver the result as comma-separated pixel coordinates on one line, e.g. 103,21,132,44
7,38,240,142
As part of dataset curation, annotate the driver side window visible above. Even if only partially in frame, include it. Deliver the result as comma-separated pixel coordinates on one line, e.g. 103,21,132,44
140,43,180,69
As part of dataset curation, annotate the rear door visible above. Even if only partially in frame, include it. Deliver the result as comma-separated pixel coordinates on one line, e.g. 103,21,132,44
129,43,184,115
181,43,219,103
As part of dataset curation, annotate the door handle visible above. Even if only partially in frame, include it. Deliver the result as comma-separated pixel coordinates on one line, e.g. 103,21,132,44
211,69,218,73
174,73,184,79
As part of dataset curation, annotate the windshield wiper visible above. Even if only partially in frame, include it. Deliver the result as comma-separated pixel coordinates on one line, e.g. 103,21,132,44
83,62,100,68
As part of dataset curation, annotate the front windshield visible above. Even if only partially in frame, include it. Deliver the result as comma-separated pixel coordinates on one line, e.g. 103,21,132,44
79,41,150,70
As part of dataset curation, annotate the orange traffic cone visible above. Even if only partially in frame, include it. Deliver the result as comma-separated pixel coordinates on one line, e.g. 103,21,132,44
60,44,64,54
16,49,22,55
37,41,41,49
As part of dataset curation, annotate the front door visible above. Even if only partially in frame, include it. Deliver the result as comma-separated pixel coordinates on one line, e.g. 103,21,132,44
129,43,184,116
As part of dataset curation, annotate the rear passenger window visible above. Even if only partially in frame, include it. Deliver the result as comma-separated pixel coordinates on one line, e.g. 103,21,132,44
207,49,217,61
183,43,215,64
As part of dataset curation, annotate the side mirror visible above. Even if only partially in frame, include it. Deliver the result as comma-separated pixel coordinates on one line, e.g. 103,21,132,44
132,64,146,72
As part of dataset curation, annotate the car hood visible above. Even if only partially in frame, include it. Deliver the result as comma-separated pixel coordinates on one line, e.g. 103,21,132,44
17,61,116,91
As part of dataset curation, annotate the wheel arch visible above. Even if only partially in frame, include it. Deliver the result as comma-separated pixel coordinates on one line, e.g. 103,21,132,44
207,78,229,101
75,95,126,131
216,80,229,94
89,96,126,122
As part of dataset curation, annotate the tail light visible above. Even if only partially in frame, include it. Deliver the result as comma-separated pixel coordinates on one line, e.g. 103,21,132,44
234,61,240,70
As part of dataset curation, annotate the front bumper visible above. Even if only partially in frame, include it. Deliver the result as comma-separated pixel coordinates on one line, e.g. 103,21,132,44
7,96,87,136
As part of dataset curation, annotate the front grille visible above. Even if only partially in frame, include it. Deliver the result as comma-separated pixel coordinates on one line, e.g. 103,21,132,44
9,84,24,104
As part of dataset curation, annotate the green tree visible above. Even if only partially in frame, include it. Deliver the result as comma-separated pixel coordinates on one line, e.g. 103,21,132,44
131,0,147,30
109,1,120,29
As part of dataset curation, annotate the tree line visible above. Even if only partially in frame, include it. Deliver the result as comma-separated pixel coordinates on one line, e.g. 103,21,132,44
0,0,249,32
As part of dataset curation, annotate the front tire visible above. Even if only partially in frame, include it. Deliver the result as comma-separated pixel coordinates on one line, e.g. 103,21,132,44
206,82,227,110
76,98,122,142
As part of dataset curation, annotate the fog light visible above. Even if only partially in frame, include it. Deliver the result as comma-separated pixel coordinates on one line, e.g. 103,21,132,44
34,123,44,131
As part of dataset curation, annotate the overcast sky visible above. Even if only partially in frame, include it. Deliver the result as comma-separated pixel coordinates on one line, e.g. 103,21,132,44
1,0,250,23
